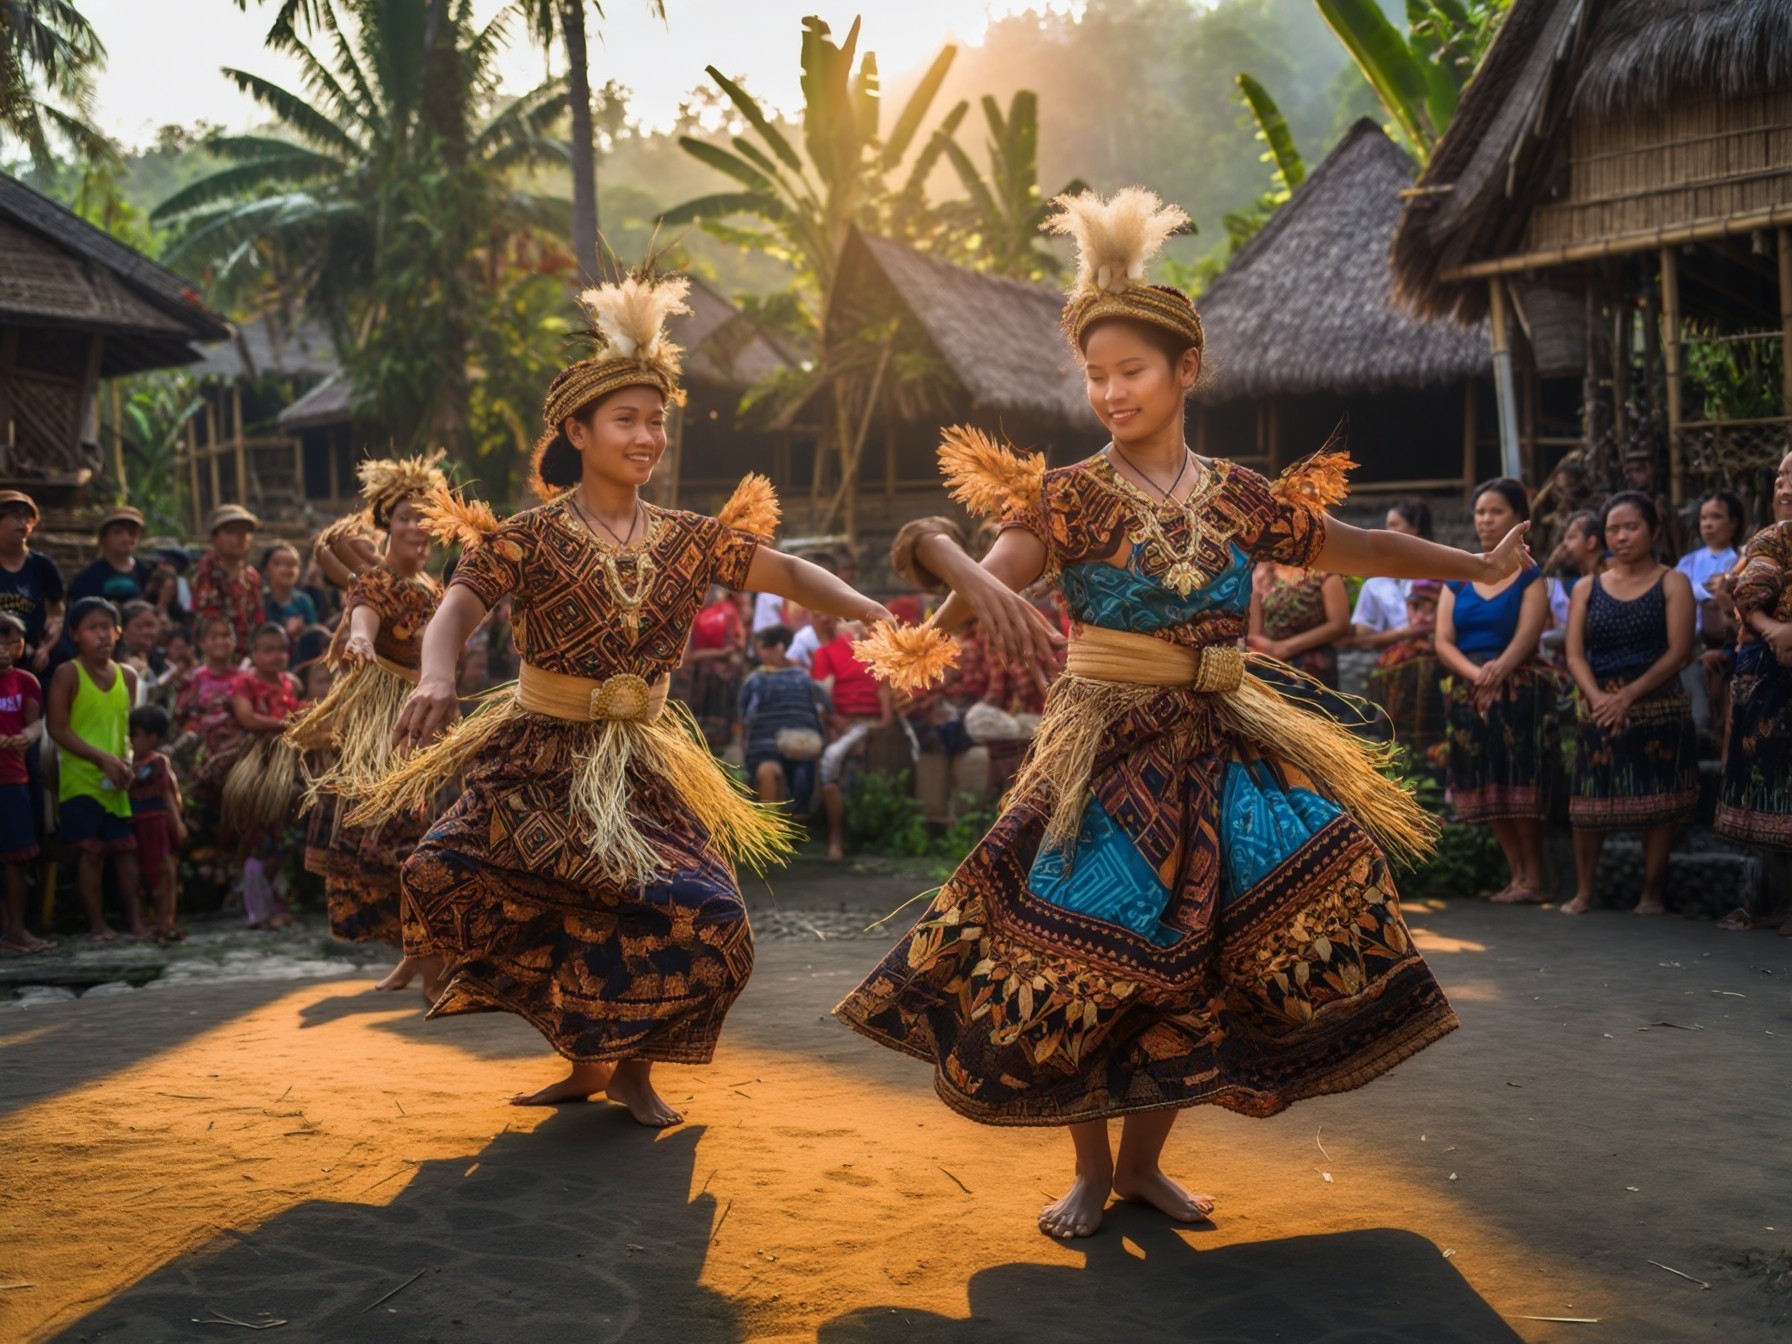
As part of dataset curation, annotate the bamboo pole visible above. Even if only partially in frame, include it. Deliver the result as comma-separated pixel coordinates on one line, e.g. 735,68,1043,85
185,417,201,533
1461,376,1479,499
1611,290,1630,451
1441,203,1792,281
1521,359,1539,486
1488,279,1523,479
1266,398,1282,473
1660,245,1684,505
206,398,222,511
1779,228,1792,417
109,381,126,501
231,384,248,510
820,343,894,539
0,330,16,475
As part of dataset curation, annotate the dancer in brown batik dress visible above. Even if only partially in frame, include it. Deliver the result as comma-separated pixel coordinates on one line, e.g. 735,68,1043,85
352,269,894,1124
289,454,449,992
836,189,1533,1240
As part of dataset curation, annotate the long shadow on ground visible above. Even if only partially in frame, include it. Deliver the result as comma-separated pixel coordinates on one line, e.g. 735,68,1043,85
821,1209,1521,1343
51,1115,738,1344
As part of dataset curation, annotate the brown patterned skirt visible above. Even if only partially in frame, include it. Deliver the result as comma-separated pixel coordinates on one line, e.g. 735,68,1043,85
1717,642,1792,849
306,795,425,947
399,715,754,1063
1443,663,1563,823
835,684,1457,1127
1569,679,1698,830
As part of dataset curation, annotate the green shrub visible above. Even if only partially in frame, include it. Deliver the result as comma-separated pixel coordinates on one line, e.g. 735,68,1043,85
843,770,932,857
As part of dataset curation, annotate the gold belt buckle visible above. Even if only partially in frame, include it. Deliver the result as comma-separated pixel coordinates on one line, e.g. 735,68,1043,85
1192,644,1245,694
588,672,652,721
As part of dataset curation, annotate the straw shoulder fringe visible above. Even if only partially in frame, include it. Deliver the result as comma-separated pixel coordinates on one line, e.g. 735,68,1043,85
717,472,781,541
938,425,1045,520
285,658,414,806
419,484,503,552
1271,448,1357,514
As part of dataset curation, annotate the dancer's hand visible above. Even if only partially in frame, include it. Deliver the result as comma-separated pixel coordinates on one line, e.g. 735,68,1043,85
953,565,1064,692
1476,523,1533,583
392,675,460,753
343,631,376,664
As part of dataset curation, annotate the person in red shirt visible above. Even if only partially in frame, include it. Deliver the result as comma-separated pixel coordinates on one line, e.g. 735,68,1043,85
191,504,263,662
0,613,47,951
811,615,893,860
682,583,746,751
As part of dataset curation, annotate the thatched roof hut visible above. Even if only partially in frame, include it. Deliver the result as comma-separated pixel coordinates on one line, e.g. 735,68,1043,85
1193,122,1492,492
0,171,227,497
1391,0,1792,505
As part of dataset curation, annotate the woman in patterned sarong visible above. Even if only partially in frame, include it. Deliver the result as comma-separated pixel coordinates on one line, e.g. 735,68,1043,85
289,455,448,991
353,270,893,1123
836,189,1532,1240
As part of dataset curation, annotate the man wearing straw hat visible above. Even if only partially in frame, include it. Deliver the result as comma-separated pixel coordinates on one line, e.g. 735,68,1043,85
192,504,262,663
0,490,65,675
70,506,154,606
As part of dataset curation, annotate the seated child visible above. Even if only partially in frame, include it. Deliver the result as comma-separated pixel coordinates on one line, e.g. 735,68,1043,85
46,597,143,942
0,613,48,952
739,624,832,812
128,704,188,942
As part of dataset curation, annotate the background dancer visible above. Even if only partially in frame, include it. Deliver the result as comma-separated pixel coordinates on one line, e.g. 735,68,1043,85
837,189,1530,1240
355,269,895,1123
289,455,450,993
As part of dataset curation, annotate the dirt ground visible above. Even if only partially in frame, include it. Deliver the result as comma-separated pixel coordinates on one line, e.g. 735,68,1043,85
4,889,1791,1343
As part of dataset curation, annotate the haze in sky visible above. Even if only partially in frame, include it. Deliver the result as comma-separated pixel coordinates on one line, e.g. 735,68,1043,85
79,1,1086,147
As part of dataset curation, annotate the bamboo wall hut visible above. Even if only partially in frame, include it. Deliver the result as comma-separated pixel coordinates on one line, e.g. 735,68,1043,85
804,226,1098,542
1393,0,1792,509
1194,121,1493,497
0,172,228,512
187,315,338,531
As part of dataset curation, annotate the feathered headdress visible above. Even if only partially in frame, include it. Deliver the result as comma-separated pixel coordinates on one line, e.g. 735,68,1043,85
541,270,693,434
1044,188,1204,354
356,451,450,528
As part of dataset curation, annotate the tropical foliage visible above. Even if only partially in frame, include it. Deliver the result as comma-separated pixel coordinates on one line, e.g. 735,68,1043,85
0,0,109,167
155,0,571,456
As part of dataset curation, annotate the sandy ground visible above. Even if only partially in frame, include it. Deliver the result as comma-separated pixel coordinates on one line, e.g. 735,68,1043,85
4,895,1791,1344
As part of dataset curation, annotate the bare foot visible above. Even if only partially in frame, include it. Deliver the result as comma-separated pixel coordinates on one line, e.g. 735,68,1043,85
1039,1169,1111,1239
1113,1166,1216,1224
1485,880,1517,902
605,1061,684,1127
87,928,119,943
825,844,844,862
374,956,420,992
1633,897,1667,916
509,1060,615,1107
1560,893,1594,915
1492,885,1547,905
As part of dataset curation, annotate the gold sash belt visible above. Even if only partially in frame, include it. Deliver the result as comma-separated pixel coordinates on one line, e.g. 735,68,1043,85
374,654,419,685
515,662,670,722
1064,624,1244,694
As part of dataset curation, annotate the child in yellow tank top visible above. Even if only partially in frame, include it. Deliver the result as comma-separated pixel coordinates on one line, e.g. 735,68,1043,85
46,597,144,941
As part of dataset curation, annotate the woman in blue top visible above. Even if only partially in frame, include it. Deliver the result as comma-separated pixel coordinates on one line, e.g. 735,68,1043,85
1562,492,1696,915
1435,478,1558,904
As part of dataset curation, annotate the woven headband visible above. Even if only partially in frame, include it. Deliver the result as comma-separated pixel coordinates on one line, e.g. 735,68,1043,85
542,356,681,431
1063,284,1205,354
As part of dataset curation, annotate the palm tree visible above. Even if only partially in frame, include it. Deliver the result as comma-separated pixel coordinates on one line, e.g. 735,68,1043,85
517,0,666,282
0,0,110,168
929,90,1087,282
156,0,570,451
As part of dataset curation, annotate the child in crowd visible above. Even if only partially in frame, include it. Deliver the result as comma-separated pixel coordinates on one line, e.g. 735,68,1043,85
739,624,832,813
46,598,143,942
128,704,187,941
223,623,303,929
296,656,333,703
0,613,48,952
262,542,318,637
192,504,262,661
174,615,243,789
150,624,195,709
116,599,162,690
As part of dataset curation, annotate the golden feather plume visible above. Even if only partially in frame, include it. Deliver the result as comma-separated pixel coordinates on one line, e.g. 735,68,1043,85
852,620,961,693
577,273,692,369
717,472,781,540
315,511,373,552
937,425,1045,519
418,484,502,551
1271,450,1357,513
355,450,448,514
1044,188,1189,297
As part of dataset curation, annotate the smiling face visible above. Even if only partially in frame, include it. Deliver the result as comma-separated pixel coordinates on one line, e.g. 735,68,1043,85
1604,501,1656,565
265,547,300,590
385,498,430,571
1079,320,1200,448
199,620,235,666
565,385,669,490
250,630,289,677
122,609,159,654
1472,487,1522,551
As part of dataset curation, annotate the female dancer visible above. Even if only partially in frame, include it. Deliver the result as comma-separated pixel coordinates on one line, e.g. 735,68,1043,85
1717,451,1792,870
288,455,448,991
836,190,1529,1239
354,270,893,1122
1435,479,1558,904
1561,493,1696,916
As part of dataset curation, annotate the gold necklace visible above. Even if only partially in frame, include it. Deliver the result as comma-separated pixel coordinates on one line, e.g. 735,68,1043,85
1104,454,1220,597
569,498,656,636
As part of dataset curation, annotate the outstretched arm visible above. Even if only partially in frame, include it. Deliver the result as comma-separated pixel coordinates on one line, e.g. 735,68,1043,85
391,584,486,750
912,529,1062,689
742,549,894,627
343,604,382,664
1318,517,1532,584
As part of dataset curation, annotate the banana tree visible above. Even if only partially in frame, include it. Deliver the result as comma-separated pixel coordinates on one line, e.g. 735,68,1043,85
661,15,960,533
929,90,1087,282
1235,74,1305,197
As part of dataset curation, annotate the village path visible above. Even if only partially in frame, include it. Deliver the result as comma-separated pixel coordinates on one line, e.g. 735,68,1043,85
2,879,1789,1344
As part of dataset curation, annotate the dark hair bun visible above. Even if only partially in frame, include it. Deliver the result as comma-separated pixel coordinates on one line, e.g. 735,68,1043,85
530,430,581,499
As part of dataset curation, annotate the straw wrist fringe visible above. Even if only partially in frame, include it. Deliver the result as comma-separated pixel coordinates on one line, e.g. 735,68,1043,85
346,694,795,884
853,621,961,693
219,736,303,843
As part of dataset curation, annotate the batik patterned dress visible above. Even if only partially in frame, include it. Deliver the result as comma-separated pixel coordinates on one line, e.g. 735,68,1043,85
303,565,440,946
1717,522,1792,849
1258,565,1340,688
398,498,765,1063
836,454,1457,1126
